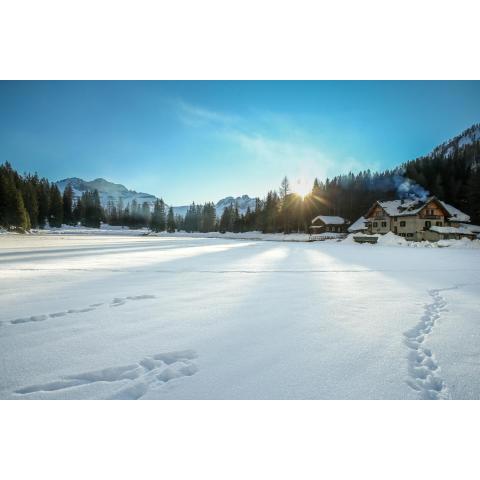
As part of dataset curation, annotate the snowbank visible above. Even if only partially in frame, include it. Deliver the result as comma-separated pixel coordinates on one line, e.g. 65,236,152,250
7,224,480,248
150,231,313,242
343,231,480,249
33,224,150,236
377,231,409,246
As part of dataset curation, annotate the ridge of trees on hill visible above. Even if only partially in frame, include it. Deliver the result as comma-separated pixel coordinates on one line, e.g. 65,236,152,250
402,130,480,223
0,162,173,231
1,132,479,233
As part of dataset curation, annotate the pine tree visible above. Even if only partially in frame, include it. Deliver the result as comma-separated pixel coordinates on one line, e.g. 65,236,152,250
80,190,102,228
219,205,230,232
12,189,30,230
279,176,290,200
0,172,9,227
72,198,84,225
167,206,176,232
22,181,39,229
201,202,216,232
142,202,151,227
184,202,197,232
130,199,139,228
36,179,50,228
150,200,160,232
48,184,63,227
467,168,480,224
174,213,184,231
62,184,74,225
150,199,166,232
158,199,166,231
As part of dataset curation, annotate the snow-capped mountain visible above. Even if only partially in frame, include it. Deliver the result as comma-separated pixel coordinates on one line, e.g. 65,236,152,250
55,177,158,208
429,124,480,159
215,195,257,215
172,195,257,218
56,176,256,217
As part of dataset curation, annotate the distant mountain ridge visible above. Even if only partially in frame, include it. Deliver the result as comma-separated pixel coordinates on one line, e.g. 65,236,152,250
400,123,480,222
428,123,480,160
172,195,256,217
55,177,256,216
56,177,158,208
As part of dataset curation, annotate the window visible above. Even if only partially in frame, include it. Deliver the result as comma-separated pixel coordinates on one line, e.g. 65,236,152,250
425,221,431,228
381,222,387,227
406,233,414,238
373,222,378,227
436,221,442,226
400,221,406,227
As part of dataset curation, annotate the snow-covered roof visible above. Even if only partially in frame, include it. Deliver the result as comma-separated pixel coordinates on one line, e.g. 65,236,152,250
311,215,346,225
430,226,474,235
375,197,441,217
348,216,367,232
375,199,422,217
460,223,480,233
440,201,470,223
368,196,470,222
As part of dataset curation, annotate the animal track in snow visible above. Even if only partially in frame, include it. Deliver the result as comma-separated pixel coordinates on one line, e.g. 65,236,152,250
109,295,156,307
15,350,198,399
404,287,457,399
8,294,156,325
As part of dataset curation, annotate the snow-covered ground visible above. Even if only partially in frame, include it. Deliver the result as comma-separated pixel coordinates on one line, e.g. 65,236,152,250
1,232,480,399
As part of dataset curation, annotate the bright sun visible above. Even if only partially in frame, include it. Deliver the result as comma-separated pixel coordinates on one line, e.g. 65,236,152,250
292,178,311,198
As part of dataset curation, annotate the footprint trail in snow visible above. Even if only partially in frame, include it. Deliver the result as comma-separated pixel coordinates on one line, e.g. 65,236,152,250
15,350,198,399
404,286,458,399
6,294,157,325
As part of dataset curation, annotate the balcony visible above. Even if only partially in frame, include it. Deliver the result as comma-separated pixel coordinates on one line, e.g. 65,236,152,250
422,215,442,219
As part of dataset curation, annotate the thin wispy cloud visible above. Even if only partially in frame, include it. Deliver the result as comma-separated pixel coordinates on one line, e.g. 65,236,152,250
175,99,238,127
225,130,335,180
173,99,373,190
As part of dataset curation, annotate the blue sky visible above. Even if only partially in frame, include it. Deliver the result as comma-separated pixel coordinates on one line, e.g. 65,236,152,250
1,81,479,204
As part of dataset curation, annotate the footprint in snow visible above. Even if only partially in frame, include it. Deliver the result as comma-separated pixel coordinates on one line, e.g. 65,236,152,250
8,294,157,325
15,350,198,400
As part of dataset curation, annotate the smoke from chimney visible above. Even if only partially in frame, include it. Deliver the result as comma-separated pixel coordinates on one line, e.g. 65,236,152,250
392,174,429,201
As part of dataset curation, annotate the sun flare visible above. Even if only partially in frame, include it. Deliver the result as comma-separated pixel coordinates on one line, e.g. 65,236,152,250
292,177,311,198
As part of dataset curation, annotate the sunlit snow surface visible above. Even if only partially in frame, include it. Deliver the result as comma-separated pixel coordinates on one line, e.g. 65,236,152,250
1,233,479,399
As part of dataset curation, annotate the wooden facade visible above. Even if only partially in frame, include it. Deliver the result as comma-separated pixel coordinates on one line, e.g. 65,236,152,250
364,197,471,241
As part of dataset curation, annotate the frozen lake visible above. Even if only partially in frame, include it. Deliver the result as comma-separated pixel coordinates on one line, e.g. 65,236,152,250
1,233,480,399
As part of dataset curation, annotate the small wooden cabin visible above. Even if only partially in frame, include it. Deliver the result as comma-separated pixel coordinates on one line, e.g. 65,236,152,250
310,215,349,234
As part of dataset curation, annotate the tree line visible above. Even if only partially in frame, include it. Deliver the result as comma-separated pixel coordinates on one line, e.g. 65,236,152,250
402,130,480,224
0,161,176,232
1,132,480,233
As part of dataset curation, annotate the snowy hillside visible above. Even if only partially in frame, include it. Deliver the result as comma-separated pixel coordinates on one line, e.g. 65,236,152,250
429,124,480,159
55,177,158,208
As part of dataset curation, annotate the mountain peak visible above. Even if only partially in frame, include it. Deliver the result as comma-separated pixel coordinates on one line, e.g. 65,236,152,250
55,176,157,207
429,123,480,159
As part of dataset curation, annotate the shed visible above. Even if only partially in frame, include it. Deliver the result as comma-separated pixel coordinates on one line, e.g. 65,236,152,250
310,215,348,234
425,225,476,241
